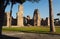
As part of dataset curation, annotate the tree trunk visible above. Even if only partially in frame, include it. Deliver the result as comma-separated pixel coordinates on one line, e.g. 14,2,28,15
0,1,5,35
0,0,8,35
49,0,55,32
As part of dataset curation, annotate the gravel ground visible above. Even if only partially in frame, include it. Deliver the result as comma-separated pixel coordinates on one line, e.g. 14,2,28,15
1,31,60,39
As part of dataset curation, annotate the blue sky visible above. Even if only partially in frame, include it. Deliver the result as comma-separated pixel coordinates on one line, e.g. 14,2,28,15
5,0,60,19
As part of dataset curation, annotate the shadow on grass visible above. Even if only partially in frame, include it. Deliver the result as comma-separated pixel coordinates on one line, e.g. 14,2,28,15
0,35,20,39
19,30,60,36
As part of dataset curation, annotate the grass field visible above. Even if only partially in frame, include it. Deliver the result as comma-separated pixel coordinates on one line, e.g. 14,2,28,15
2,26,60,34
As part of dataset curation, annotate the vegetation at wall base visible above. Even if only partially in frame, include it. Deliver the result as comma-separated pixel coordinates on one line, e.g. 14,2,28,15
2,26,60,35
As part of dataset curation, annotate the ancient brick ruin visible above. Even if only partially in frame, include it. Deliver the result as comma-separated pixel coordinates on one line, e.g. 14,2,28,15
3,5,60,27
17,4,24,27
41,17,50,26
33,9,41,26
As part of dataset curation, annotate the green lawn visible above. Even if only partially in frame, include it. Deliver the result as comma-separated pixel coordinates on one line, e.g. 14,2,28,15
2,26,60,34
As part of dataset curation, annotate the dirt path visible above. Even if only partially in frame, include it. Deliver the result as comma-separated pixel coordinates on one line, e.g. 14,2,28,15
2,31,60,39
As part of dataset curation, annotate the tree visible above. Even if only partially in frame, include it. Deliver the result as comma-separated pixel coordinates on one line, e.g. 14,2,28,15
49,0,55,32
57,13,60,16
0,0,9,35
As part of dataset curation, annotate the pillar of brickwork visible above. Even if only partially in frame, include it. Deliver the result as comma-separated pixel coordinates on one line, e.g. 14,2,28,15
17,4,24,27
6,12,11,27
33,9,41,26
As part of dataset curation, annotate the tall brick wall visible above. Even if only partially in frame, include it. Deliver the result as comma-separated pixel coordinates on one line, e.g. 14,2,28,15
33,9,41,26
17,4,24,26
6,12,11,27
